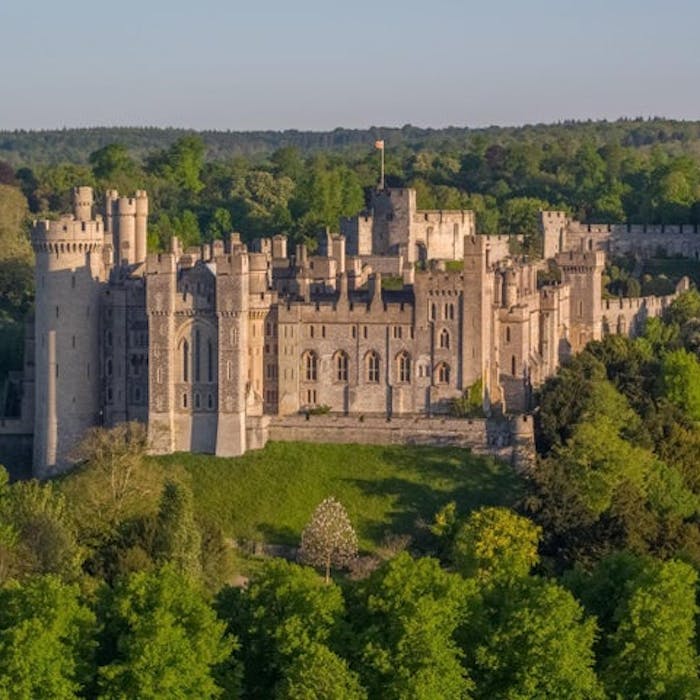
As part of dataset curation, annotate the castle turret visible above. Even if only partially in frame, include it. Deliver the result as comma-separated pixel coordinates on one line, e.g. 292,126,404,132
117,196,137,264
556,250,605,353
462,235,499,410
73,186,93,222
134,190,148,264
215,249,250,456
31,201,105,476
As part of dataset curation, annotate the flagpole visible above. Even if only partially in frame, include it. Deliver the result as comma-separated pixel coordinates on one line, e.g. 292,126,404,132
380,145,385,190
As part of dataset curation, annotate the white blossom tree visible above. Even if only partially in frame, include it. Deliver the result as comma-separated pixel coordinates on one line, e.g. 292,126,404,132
298,497,358,583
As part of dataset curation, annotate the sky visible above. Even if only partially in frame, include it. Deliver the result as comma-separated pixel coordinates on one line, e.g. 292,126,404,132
1,0,699,131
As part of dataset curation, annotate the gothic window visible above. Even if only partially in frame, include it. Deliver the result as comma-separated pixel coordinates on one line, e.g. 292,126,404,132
302,351,318,382
335,351,348,382
207,339,214,382
182,340,189,382
366,352,380,383
436,362,450,384
194,329,201,382
397,352,411,383
439,328,450,349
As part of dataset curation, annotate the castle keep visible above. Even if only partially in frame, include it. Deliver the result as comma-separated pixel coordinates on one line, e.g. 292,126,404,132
21,186,690,476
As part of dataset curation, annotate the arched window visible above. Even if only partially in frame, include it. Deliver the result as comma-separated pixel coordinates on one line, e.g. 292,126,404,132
335,351,348,382
182,340,189,382
366,352,380,383
439,328,450,349
302,351,318,382
397,352,411,383
436,362,450,384
194,329,201,382
207,339,214,382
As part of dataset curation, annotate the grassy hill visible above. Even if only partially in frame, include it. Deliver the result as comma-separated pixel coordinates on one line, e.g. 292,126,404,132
154,441,523,552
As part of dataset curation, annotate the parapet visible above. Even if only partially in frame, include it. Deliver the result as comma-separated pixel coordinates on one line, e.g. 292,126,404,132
555,250,606,268
32,215,104,251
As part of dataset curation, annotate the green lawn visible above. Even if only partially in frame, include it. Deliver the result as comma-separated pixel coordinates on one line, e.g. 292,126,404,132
153,442,523,551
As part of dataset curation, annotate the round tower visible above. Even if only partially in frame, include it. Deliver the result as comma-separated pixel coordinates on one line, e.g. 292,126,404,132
134,190,148,263
31,211,105,476
117,196,137,264
503,268,518,308
73,186,93,221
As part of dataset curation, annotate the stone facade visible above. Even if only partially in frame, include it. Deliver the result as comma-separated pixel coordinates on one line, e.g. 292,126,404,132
23,186,690,477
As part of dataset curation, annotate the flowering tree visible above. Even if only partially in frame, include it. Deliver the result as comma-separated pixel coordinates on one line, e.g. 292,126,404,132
298,497,358,583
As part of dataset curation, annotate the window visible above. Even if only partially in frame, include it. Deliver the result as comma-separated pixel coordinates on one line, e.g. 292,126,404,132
436,362,450,384
182,393,188,408
505,326,511,344
306,389,317,405
439,328,450,349
194,330,201,382
393,326,402,339
352,326,357,339
366,352,380,383
363,326,368,339
430,303,437,321
303,351,318,381
208,393,214,409
444,303,454,320
195,393,201,409
106,359,113,377
397,352,411,383
335,352,348,382
207,340,214,382
182,340,189,382
511,356,517,375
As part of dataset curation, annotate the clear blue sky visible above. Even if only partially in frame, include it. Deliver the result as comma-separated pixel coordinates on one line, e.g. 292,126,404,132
1,0,698,130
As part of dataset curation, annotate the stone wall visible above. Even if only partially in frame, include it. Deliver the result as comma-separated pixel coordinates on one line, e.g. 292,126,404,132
268,413,534,468
0,422,33,479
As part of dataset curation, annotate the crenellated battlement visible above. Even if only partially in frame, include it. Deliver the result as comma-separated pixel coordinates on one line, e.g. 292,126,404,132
32,216,104,251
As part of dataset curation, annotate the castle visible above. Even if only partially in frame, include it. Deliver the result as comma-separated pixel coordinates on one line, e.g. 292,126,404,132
9,186,693,477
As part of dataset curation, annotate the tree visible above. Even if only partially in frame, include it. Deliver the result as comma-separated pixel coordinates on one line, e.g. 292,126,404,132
451,507,541,585
660,348,700,421
462,577,603,700
149,135,205,194
217,559,347,697
354,553,474,699
97,567,235,699
274,642,366,699
63,423,164,540
153,480,202,581
0,479,83,581
570,553,700,698
0,575,96,699
298,497,358,583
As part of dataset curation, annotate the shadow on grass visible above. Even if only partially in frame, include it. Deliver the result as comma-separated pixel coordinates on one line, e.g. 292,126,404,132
345,447,523,543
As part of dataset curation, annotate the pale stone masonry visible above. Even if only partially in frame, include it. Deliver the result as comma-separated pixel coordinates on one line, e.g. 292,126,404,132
24,186,690,476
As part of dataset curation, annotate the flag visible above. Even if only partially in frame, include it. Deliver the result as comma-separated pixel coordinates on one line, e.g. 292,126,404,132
374,139,384,150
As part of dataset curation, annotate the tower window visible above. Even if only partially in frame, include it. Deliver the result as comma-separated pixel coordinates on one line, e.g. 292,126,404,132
366,352,380,383
436,363,450,384
397,352,411,383
335,351,348,382
439,328,450,349
183,340,189,382
302,351,318,382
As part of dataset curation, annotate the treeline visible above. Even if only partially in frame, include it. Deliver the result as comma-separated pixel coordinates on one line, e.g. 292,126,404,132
5,119,700,259
2,118,700,165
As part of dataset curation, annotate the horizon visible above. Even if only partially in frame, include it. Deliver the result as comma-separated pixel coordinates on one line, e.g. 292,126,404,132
2,0,699,131
0,114,691,135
